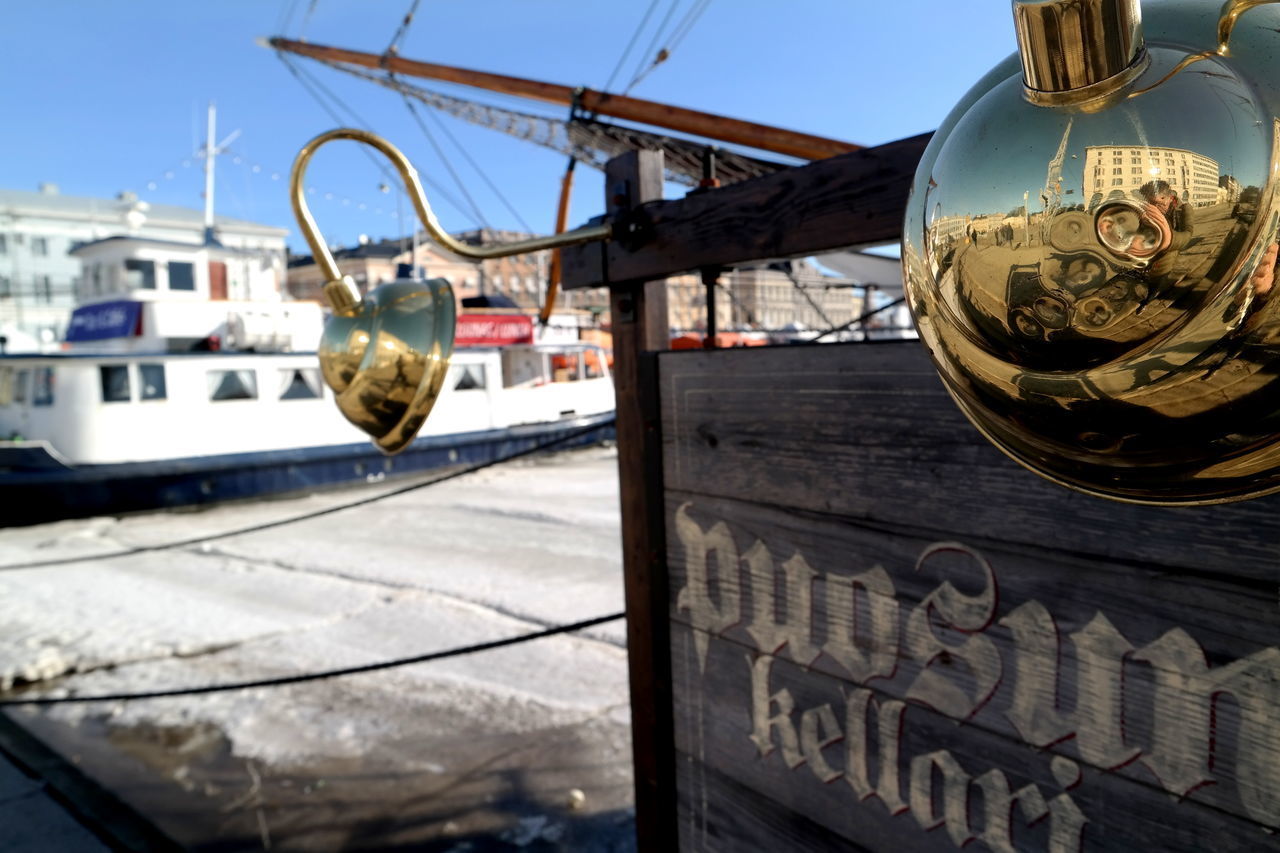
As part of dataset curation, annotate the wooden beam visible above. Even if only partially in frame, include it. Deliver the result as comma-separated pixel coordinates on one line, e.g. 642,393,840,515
561,132,932,290
604,150,678,850
268,37,860,161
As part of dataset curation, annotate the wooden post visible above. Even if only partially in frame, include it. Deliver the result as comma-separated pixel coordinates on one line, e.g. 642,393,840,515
606,149,675,850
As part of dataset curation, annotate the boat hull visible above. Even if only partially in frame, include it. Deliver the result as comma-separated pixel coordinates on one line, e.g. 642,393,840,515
0,413,614,527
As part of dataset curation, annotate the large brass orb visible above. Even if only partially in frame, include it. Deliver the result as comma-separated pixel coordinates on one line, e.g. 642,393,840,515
903,0,1280,504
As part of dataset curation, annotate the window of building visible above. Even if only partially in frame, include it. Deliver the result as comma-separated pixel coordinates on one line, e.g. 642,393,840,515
139,364,167,400
0,368,11,406
32,368,54,407
0,276,9,298
1113,168,1123,175
207,369,257,401
30,237,47,257
36,275,51,303
1112,178,1125,185
100,365,130,402
13,370,29,404
124,258,156,289
168,261,195,291
450,363,486,391
278,368,322,400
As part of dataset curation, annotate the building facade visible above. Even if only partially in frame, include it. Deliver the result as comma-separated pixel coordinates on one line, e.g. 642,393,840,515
0,185,287,350
289,229,611,323
1083,145,1223,208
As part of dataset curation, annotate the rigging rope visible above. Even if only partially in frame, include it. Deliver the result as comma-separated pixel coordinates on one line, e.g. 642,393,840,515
624,0,714,94
0,611,624,706
392,73,534,233
311,59,785,187
806,297,909,345
386,0,424,56
276,51,483,230
0,416,615,573
603,0,662,94
298,0,321,41
783,263,836,331
627,0,682,94
399,90,493,229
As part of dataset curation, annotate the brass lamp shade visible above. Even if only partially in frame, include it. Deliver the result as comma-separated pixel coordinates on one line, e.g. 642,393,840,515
903,0,1280,504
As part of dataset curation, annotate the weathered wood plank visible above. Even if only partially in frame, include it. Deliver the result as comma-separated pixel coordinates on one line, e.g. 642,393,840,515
659,341,1280,850
675,753,874,853
560,133,932,290
665,494,1280,834
659,341,1280,581
671,622,1278,853
606,149,679,851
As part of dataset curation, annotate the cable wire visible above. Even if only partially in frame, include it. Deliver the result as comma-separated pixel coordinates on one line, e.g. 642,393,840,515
298,0,320,41
0,416,616,573
805,296,908,344
386,0,424,55
603,0,661,93
275,51,481,228
0,611,624,706
415,91,535,233
627,0,682,94
400,90,492,229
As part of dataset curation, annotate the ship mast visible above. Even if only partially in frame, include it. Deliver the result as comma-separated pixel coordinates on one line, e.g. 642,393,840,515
199,102,241,246
268,37,860,161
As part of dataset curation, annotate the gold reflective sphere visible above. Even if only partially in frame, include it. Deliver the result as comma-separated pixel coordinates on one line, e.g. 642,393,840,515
903,0,1280,504
318,278,456,454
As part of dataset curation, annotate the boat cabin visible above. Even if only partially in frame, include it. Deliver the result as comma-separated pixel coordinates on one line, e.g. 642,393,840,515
68,235,320,354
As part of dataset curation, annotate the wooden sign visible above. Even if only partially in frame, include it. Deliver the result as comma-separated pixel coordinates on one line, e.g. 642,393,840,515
658,341,1280,851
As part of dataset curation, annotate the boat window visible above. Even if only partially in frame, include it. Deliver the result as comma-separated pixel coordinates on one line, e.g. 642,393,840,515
584,349,606,379
207,369,257,401
100,365,130,403
500,349,545,388
278,368,322,400
168,261,196,291
32,368,54,407
139,364,167,400
450,363,486,391
0,368,10,406
124,259,156,290
551,352,582,382
13,370,29,404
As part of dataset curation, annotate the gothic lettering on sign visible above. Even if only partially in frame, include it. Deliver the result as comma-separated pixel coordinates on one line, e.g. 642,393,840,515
673,502,1280,850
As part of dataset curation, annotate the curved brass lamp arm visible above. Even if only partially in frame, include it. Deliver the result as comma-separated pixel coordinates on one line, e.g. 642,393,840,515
290,128,612,314
1218,0,1280,54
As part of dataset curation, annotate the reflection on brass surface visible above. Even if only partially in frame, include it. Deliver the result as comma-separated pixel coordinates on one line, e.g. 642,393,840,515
903,0,1280,503
1015,0,1147,106
290,128,614,453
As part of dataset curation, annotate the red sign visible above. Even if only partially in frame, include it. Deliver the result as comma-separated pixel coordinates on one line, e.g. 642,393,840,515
454,313,534,347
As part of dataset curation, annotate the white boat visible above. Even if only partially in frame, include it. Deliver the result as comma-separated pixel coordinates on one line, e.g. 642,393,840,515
0,234,614,526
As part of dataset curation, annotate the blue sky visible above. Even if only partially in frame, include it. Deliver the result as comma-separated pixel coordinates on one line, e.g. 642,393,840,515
0,1,1016,253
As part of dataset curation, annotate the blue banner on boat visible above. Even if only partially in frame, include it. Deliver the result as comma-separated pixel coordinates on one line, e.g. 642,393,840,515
65,300,142,342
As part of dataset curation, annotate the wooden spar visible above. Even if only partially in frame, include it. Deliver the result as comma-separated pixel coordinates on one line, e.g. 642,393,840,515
560,131,932,289
268,37,861,161
540,160,576,327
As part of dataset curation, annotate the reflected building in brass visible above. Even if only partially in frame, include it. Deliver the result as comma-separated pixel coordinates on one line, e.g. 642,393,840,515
1082,145,1222,208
